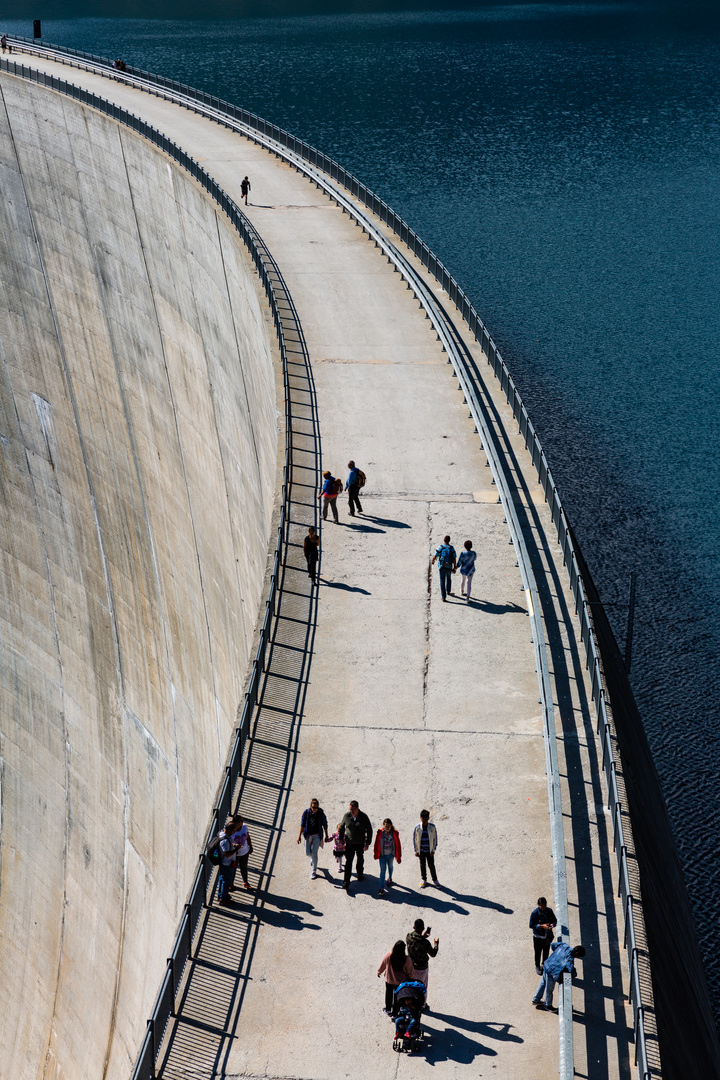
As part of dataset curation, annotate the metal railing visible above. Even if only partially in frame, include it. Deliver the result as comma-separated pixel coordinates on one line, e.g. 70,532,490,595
0,56,295,1080
2,40,653,1078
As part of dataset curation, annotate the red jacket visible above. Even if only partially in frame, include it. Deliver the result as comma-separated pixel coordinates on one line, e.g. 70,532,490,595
373,828,402,862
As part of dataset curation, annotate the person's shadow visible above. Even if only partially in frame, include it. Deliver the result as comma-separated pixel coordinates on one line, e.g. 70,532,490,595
320,580,371,595
383,883,513,916
259,892,323,931
422,1021,498,1065
361,515,411,529
430,1014,523,1043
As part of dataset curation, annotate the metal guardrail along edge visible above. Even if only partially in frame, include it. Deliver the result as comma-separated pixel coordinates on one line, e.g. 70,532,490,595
2,40,652,1079
0,56,295,1080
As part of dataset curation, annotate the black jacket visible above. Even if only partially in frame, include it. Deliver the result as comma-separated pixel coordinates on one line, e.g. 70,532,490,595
340,810,372,846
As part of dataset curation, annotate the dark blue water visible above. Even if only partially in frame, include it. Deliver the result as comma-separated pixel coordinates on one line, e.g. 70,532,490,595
4,2,720,1018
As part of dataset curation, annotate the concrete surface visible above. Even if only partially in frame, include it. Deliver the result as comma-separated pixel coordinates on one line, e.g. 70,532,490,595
0,74,277,1080
0,55,634,1080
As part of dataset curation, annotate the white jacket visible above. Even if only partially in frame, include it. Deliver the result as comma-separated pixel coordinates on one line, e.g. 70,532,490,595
413,822,438,855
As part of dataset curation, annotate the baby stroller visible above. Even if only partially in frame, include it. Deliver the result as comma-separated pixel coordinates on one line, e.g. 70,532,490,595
392,980,426,1053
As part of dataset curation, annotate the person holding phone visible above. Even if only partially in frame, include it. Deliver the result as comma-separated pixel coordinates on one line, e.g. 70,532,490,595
406,918,439,1007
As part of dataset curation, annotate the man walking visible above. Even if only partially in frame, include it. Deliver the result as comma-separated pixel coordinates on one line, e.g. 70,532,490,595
532,941,585,1010
529,896,557,974
406,918,439,1001
413,809,439,887
431,535,456,601
319,470,340,523
241,175,251,204
339,800,372,893
345,460,364,516
303,524,319,582
297,798,329,879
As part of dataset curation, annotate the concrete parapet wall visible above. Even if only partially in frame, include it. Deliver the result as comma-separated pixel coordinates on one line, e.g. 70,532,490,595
0,74,277,1078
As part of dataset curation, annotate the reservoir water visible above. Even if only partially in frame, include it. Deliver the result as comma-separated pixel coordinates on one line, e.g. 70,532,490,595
4,1,720,1023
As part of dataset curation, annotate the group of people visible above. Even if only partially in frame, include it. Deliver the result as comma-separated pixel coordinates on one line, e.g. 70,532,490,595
377,919,439,1015
317,460,365,525
298,801,440,897
215,814,254,905
529,896,585,1010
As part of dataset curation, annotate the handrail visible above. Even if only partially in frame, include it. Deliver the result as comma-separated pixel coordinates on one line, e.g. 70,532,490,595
0,56,295,1080
2,39,654,1077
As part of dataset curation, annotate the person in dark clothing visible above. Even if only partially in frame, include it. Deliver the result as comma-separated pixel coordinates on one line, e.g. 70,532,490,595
406,918,439,1000
339,800,372,893
529,896,557,974
303,525,319,582
431,535,456,601
297,798,329,879
241,175,251,204
345,459,363,516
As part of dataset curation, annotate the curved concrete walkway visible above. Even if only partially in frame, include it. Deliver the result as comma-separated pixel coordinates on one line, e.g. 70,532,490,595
2,53,634,1080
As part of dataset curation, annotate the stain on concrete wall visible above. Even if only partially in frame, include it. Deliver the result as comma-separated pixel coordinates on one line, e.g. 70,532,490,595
0,74,278,1079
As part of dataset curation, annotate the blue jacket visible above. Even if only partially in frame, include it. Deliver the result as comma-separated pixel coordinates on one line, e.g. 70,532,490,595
529,905,557,938
543,941,576,980
346,467,359,488
321,476,336,496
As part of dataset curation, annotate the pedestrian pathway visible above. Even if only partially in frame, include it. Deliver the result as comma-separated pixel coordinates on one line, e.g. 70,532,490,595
8,52,634,1080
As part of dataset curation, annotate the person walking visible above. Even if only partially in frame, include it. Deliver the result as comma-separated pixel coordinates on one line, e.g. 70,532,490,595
319,470,340,523
406,918,439,1001
373,817,402,897
377,940,414,1015
457,540,477,600
431,535,456,601
413,809,439,887
303,524,320,582
532,941,585,1010
339,800,372,893
345,460,364,516
216,815,238,905
297,798,329,879
529,896,557,974
241,175,251,204
229,814,254,892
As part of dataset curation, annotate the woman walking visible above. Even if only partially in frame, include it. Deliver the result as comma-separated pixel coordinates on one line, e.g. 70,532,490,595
373,817,402,897
377,940,414,1015
319,470,340,522
457,540,477,600
229,814,254,892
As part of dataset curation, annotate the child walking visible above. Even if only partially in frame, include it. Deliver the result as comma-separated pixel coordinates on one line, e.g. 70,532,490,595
330,825,346,874
457,540,477,600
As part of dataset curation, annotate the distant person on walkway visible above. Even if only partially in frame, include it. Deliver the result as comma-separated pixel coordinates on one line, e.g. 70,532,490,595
303,524,319,582
532,942,585,1010
373,817,402,897
1,35,8,53
217,815,238,905
330,825,346,874
319,470,340,523
406,918,439,999
431,535,456,601
340,800,372,893
241,175,251,204
413,809,439,887
529,896,557,974
457,540,477,600
229,814,254,892
297,798,329,879
378,940,414,1014
345,459,365,516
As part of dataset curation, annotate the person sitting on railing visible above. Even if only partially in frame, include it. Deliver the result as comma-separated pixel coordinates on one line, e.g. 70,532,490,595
532,941,585,1011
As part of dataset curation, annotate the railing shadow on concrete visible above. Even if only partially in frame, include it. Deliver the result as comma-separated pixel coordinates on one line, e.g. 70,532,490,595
3,40,658,1079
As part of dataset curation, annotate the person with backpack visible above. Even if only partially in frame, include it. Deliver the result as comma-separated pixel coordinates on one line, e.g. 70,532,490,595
406,918,439,1000
319,470,340,523
297,798,329,879
345,459,366,516
431,535,457,601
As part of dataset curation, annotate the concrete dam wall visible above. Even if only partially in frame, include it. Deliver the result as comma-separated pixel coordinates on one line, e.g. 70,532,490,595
0,74,277,1078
